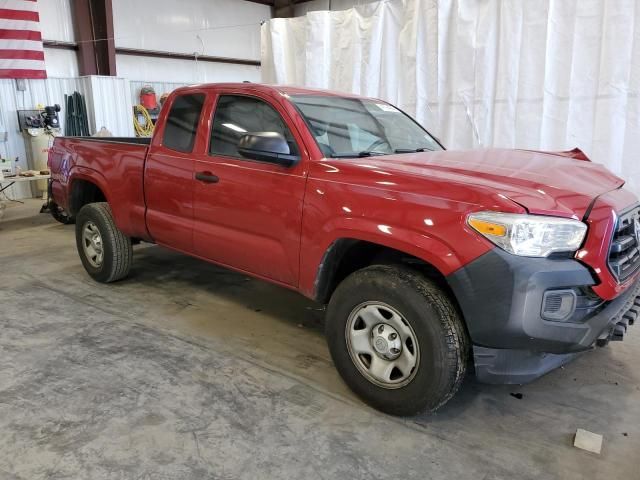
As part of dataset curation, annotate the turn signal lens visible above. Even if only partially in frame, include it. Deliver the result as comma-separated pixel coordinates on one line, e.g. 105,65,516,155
468,218,507,237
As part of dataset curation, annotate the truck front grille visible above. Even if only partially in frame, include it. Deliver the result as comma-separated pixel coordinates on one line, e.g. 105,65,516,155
609,205,640,281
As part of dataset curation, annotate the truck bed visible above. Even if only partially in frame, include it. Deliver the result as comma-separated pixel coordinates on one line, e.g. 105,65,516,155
48,136,151,240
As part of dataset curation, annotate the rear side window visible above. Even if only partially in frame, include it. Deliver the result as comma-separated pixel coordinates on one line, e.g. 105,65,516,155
209,95,298,158
162,93,205,153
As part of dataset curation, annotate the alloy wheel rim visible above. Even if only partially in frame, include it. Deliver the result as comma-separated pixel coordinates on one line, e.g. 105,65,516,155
82,221,104,268
345,301,420,389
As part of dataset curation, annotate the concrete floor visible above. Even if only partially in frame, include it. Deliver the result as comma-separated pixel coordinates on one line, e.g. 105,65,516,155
0,199,639,480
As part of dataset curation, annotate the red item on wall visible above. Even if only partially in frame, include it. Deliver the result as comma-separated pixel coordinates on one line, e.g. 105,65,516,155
140,85,158,110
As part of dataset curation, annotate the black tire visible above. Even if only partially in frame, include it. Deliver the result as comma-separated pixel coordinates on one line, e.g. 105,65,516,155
325,265,469,416
75,202,132,283
50,201,75,224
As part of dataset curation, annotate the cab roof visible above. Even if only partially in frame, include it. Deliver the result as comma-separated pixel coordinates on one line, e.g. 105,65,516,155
172,82,371,99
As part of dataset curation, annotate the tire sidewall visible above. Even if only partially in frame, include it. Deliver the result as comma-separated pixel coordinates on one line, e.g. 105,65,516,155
75,204,116,282
326,266,462,415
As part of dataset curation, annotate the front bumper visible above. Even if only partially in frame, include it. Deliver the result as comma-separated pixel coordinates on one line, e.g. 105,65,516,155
447,248,640,384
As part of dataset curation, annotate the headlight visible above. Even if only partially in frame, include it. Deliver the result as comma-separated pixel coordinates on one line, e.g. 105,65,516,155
467,211,587,257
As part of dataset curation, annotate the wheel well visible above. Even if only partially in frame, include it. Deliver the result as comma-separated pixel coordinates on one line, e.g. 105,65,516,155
315,239,450,304
69,179,106,216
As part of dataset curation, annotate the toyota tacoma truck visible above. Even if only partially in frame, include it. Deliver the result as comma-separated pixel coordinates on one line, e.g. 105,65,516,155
48,83,640,416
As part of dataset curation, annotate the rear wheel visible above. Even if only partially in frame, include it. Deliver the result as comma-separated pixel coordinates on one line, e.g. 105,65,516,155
75,202,132,283
325,265,468,416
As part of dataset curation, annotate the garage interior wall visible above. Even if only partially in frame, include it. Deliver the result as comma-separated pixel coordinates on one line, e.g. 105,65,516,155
0,0,270,199
40,0,78,77
262,0,640,196
293,0,378,16
112,0,267,84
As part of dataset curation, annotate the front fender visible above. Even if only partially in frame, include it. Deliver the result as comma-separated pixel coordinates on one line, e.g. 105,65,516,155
299,216,490,299
326,217,463,272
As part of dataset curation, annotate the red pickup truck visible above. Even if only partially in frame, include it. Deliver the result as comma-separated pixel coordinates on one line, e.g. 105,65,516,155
48,83,640,415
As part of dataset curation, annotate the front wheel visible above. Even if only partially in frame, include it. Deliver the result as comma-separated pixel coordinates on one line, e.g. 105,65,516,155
75,202,132,283
325,265,469,416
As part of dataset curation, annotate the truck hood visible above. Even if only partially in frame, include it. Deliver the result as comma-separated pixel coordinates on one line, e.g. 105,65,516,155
321,148,624,219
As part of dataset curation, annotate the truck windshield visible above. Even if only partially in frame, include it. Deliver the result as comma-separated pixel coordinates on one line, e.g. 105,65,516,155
291,95,443,158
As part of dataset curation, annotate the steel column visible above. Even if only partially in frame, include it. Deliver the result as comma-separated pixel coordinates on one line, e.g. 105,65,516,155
73,0,117,76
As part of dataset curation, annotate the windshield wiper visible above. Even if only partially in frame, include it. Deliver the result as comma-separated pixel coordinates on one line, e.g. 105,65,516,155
330,151,387,158
394,147,434,153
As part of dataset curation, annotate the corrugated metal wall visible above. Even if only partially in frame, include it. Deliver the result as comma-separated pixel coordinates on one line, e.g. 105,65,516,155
0,76,203,199
117,56,261,85
129,81,189,107
0,0,270,199
0,77,88,198
0,76,135,199
113,0,268,84
39,0,75,42
88,77,134,137
112,0,267,61
38,0,79,77
38,0,269,83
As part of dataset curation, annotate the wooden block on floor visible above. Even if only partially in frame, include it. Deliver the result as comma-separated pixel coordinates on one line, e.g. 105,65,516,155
574,428,603,454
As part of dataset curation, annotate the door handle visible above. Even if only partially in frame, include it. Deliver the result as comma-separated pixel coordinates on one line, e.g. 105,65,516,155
195,171,219,184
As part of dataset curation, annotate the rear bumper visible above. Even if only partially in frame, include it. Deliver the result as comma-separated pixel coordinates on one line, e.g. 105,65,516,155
447,248,640,383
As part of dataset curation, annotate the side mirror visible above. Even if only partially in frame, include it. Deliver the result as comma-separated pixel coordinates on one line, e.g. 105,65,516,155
237,132,299,167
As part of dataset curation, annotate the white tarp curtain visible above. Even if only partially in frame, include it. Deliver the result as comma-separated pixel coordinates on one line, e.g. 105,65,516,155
261,0,640,196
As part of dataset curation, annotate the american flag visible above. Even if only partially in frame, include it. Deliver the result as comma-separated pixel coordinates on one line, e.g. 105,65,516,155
0,0,45,79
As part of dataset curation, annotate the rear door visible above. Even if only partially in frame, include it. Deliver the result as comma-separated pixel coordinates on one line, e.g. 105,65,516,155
191,91,309,286
144,91,207,252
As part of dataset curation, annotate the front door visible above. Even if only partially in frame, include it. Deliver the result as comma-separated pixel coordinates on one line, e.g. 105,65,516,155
192,93,308,286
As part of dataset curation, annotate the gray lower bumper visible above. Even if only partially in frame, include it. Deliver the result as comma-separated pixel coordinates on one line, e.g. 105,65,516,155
447,248,640,384
471,274,640,384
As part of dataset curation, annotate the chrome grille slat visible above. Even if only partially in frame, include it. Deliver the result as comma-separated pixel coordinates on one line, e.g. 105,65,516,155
609,206,640,281
611,235,635,253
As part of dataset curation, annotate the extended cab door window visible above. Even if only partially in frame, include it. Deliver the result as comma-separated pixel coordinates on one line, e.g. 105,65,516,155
162,93,205,153
209,95,299,158
145,92,205,254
